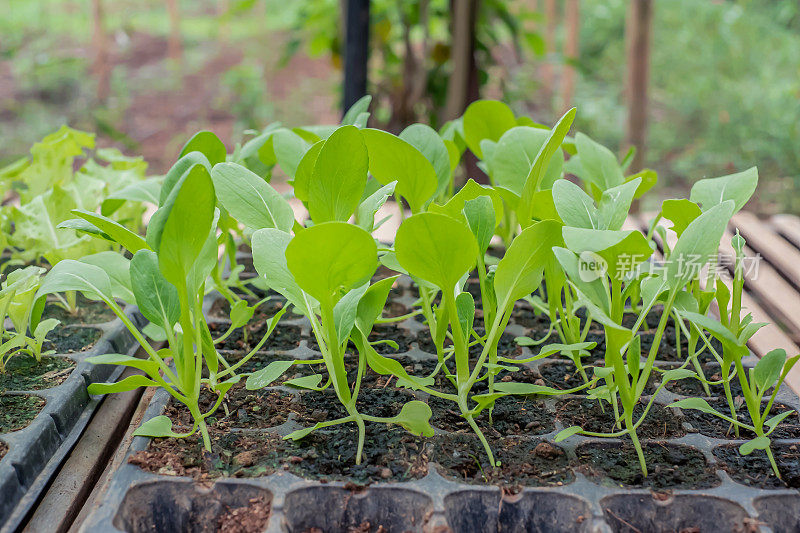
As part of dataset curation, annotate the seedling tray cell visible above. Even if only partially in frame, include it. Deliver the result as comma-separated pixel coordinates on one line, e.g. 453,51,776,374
0,305,146,532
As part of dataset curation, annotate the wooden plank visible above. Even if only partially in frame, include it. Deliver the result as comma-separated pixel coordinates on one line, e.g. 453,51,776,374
718,228,800,343
66,386,157,533
22,368,145,533
731,211,800,290
770,214,800,251
630,214,800,395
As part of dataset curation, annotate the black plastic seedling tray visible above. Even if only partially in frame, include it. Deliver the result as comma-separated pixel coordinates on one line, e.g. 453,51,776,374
82,278,800,533
0,305,145,533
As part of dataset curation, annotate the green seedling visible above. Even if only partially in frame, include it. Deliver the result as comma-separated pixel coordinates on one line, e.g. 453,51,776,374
249,222,434,465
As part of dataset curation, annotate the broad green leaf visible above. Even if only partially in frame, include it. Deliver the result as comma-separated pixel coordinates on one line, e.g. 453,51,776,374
88,375,158,394
284,374,324,390
159,152,212,204
362,128,437,213
387,400,434,437
572,132,625,192
292,140,324,202
455,291,475,341
211,162,294,232
690,167,758,213
68,210,149,252
660,368,697,382
355,276,399,334
400,124,451,197
528,189,562,222
666,201,735,288
180,130,226,166
394,213,477,292
86,353,160,375
462,100,517,158
80,251,134,304
342,95,372,125
157,166,216,288
362,340,434,390
494,220,563,308
554,426,583,442
245,360,295,390
740,436,770,456
671,397,725,416
130,250,180,329
102,176,162,216
491,126,564,195
133,415,190,438
764,410,795,434
333,283,370,346
462,196,495,253
517,108,576,226
553,247,610,310
355,181,396,232
36,260,113,302
428,179,504,227
754,349,787,392
285,222,377,307
627,169,657,199
552,178,597,229
308,125,368,222
662,199,702,237
562,228,652,281
597,178,641,231
680,311,742,347
251,228,307,311
273,129,311,178
229,299,255,328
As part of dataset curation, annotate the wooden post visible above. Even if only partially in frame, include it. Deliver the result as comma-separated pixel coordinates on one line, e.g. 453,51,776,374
561,0,579,113
444,0,478,122
91,0,110,103
624,0,653,173
539,0,557,110
343,0,370,115
166,0,182,61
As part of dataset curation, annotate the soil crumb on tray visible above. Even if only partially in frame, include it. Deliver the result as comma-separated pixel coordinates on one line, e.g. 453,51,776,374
575,442,719,489
42,296,116,325
0,441,8,460
714,443,800,489
0,394,46,433
0,355,74,390
44,326,102,353
129,432,284,480
432,434,574,490
216,495,270,533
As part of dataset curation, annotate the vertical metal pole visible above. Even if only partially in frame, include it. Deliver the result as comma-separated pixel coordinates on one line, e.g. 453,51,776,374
343,0,370,115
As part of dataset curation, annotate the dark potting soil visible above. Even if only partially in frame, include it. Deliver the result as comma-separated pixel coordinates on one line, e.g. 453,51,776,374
713,443,800,489
164,384,296,430
368,324,411,354
41,296,116,325
555,399,686,439
0,394,46,433
129,432,285,480
664,364,752,398
0,441,7,460
575,442,719,489
382,299,410,319
295,388,419,424
216,495,271,533
509,305,552,330
432,434,573,490
281,424,430,484
538,361,595,391
0,355,75,391
44,326,102,354
208,322,301,352
682,400,800,440
427,395,553,437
